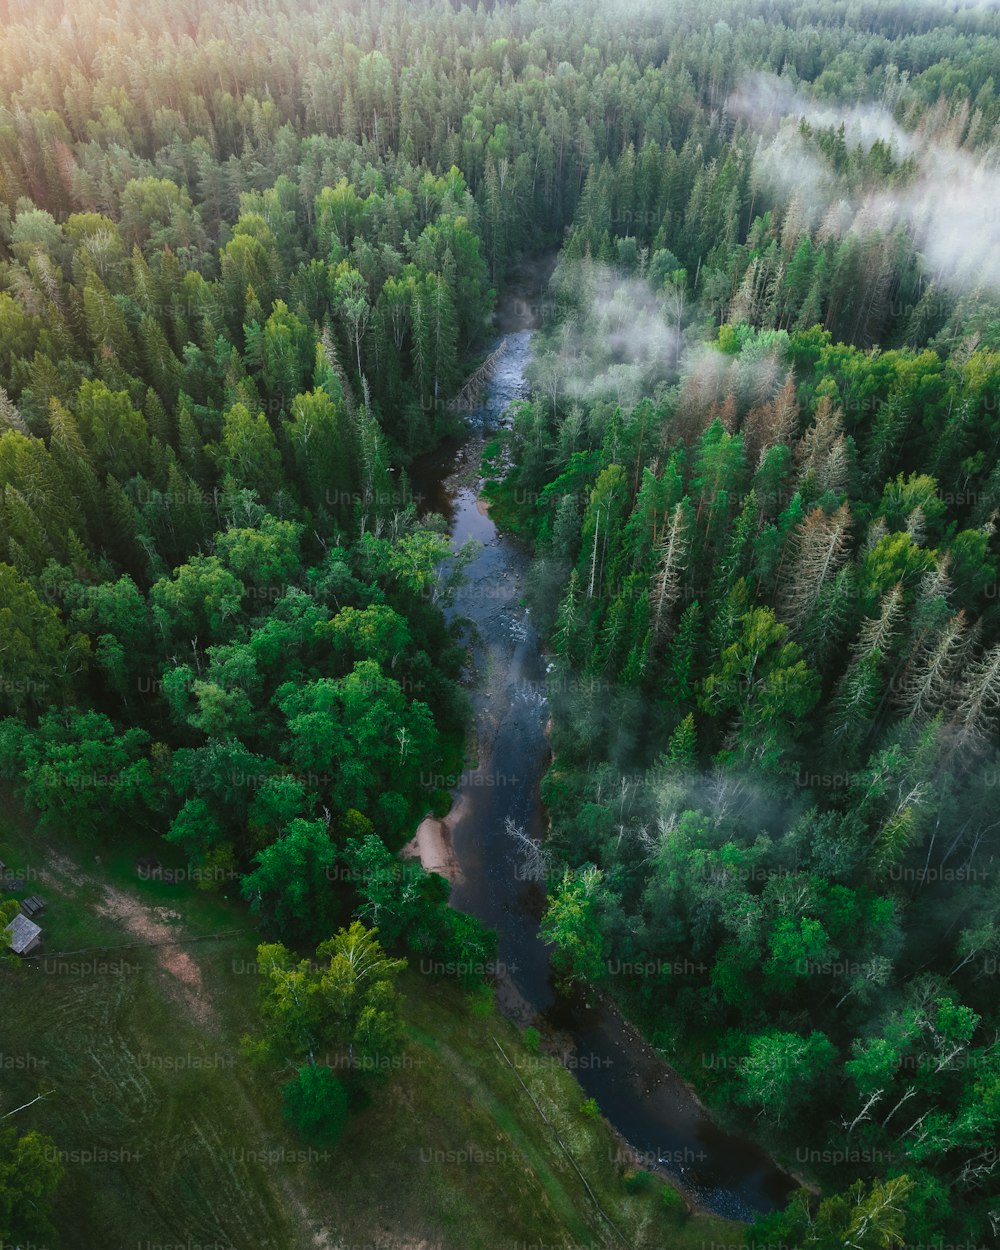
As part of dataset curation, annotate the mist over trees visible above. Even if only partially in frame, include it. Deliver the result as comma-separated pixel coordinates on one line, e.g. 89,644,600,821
482,25,1000,1243
0,0,999,1245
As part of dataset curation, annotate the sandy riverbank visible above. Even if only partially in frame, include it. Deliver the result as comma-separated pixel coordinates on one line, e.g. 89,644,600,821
401,796,468,882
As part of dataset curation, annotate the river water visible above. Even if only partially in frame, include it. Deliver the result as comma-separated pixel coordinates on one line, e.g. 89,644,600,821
409,319,798,1223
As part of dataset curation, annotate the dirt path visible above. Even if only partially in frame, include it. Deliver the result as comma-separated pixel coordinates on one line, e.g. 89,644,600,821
37,851,219,1029
94,884,217,1028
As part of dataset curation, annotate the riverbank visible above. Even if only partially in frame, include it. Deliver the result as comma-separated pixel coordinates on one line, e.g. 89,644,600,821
402,808,463,882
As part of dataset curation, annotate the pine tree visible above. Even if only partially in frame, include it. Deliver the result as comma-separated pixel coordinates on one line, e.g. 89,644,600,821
752,444,794,523
666,712,698,771
827,648,885,763
869,806,917,884
854,582,905,660
795,396,848,498
778,502,853,630
798,564,856,671
895,610,967,724
743,373,799,469
354,379,394,528
863,393,908,490
428,271,459,418
102,474,149,577
409,276,432,409
0,561,84,709
597,584,634,675
0,387,28,434
553,570,590,668
1,484,53,572
780,236,815,328
287,389,357,521
666,601,702,705
578,464,629,603
83,276,135,368
218,402,283,503
138,314,182,408
945,643,1000,762
709,489,759,607
649,501,690,644
622,456,684,564
728,257,766,327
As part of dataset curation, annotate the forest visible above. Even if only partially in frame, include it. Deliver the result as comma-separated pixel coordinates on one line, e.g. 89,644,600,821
0,0,998,1247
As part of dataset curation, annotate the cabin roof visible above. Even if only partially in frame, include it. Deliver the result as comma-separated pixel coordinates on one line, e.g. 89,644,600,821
5,913,41,954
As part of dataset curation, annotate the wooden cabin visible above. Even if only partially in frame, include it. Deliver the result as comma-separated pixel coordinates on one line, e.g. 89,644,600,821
5,913,41,955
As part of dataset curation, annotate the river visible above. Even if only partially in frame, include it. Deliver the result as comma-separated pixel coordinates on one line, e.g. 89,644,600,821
407,280,798,1224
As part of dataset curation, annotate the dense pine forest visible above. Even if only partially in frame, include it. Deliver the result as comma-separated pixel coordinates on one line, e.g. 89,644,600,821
0,1,999,1247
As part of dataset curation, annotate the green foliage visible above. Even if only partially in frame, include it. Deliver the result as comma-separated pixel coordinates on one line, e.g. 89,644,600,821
277,661,439,842
659,1183,687,1222
281,1065,348,1146
241,818,342,944
469,984,495,1017
0,1126,63,1247
540,867,608,984
623,1168,653,1194
249,923,407,1078
748,1176,914,1250
736,1030,837,1123
1,4,1000,1245
0,708,156,836
0,564,88,710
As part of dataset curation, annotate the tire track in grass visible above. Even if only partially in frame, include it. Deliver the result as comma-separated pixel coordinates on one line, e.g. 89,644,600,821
409,1024,613,1248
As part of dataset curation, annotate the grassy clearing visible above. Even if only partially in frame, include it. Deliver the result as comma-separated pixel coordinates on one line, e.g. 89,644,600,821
361,976,745,1250
1,803,746,1250
1,812,304,1249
